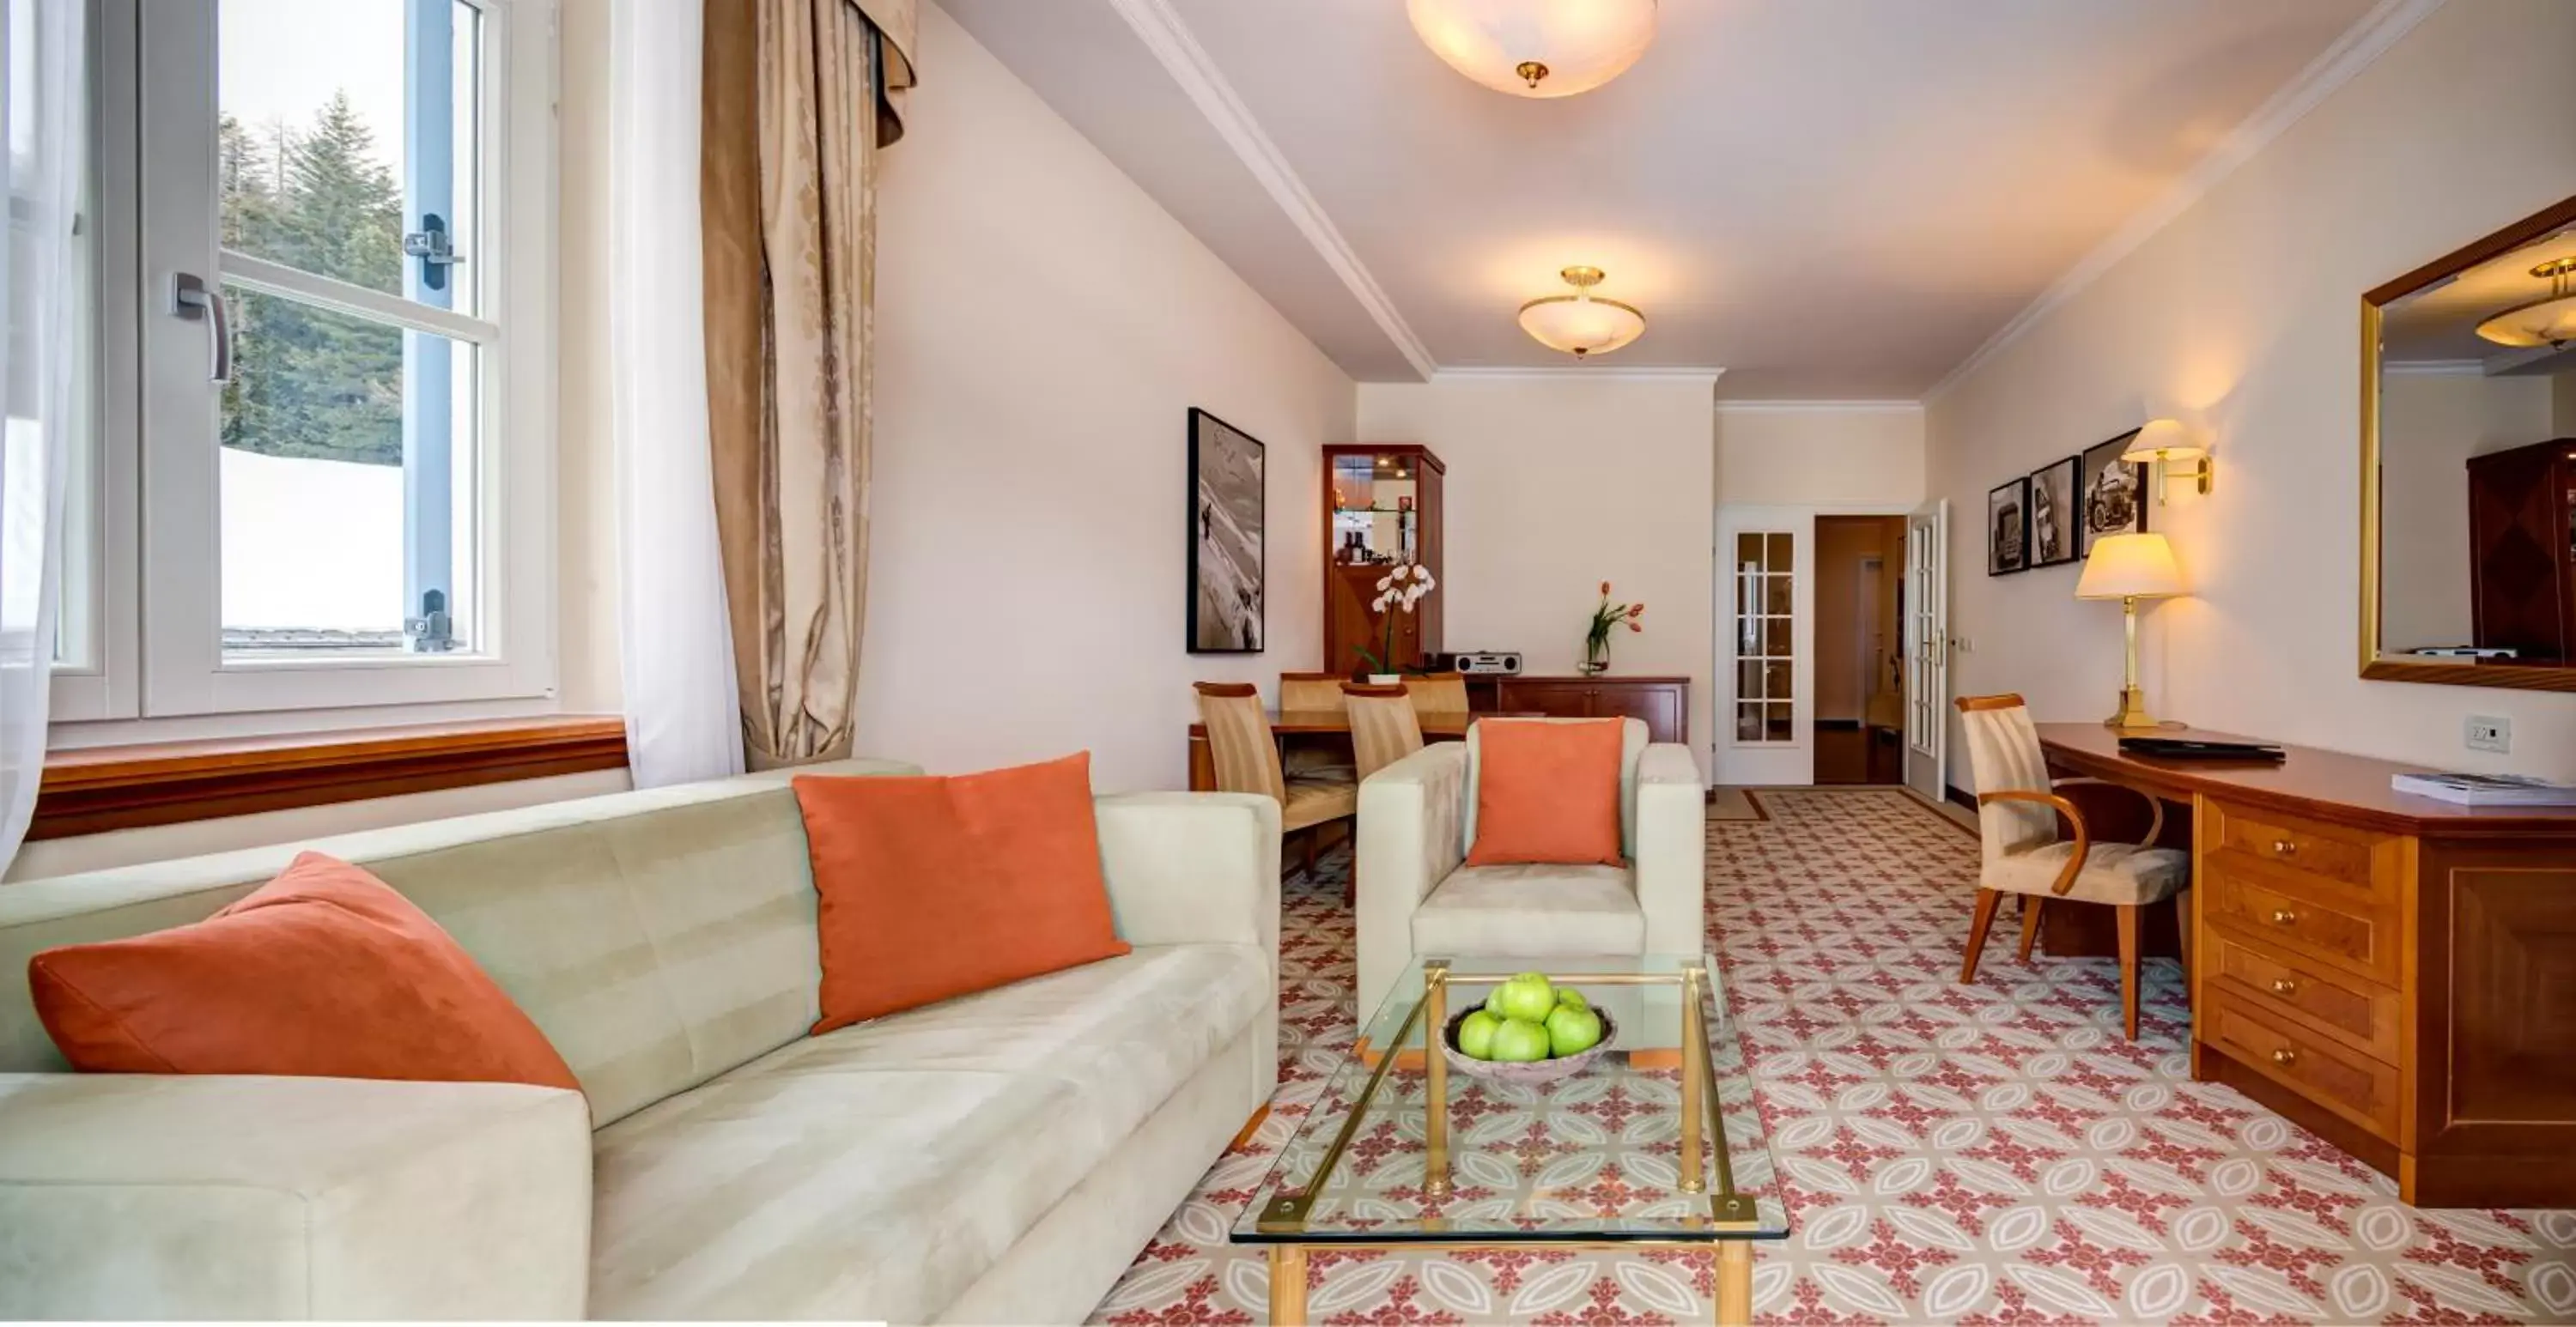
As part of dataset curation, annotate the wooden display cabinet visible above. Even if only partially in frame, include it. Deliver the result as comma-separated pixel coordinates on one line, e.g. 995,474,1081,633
1323,445,1444,676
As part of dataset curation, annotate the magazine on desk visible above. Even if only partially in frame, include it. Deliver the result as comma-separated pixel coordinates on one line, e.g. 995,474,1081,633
2391,772,2576,807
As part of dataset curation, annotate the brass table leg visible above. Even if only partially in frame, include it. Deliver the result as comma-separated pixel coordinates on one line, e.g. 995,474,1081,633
1680,967,1706,1192
1716,1240,1753,1326
1424,964,1450,1197
1269,1245,1307,1326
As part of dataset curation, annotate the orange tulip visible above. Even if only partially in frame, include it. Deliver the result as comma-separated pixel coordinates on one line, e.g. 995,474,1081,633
1628,603,1644,617
1599,581,1612,597
1628,621,1642,633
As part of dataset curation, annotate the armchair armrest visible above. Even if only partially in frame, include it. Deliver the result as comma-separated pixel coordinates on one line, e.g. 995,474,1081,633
1354,742,1468,1022
0,1073,591,1319
1093,792,1281,967
1633,743,1707,956
1978,788,2093,895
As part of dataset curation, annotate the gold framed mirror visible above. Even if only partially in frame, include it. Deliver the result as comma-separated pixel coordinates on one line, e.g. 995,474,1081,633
2361,194,2576,693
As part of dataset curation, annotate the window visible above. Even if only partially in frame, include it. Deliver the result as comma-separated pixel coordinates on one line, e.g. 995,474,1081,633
1731,530,1793,743
56,0,554,727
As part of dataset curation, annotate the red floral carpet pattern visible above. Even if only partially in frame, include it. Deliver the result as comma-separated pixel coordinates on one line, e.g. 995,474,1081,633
1091,789,2576,1324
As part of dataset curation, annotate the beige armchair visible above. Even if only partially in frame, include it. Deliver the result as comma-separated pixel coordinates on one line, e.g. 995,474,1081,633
1352,718,1705,1022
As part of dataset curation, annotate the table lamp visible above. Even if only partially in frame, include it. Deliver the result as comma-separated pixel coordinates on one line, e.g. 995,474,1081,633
2075,532,2186,731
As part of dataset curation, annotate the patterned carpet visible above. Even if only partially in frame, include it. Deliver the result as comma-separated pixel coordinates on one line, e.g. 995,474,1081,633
1091,788,2576,1324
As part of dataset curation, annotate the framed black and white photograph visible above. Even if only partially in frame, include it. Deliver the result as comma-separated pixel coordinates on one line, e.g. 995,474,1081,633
1987,476,2029,575
2076,427,2148,558
1188,408,1266,653
2028,455,2080,567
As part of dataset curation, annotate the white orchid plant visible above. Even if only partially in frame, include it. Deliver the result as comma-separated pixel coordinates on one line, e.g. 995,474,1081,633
1353,560,1437,677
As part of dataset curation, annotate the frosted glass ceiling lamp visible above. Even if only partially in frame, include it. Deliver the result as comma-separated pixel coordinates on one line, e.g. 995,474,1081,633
1517,266,1645,359
2476,258,2576,348
1406,0,1657,99
2121,417,2211,506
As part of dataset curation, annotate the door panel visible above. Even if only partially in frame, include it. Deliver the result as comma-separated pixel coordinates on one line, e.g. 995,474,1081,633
1905,500,1949,803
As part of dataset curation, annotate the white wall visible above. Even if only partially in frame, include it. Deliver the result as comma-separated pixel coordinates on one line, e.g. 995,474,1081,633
1355,376,1716,775
1925,0,2576,787
2376,369,2554,651
1715,404,1926,507
857,3,1355,791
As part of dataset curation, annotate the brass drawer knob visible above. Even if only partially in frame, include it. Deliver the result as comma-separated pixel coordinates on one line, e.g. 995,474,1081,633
2273,1047,2298,1066
2270,909,2299,926
2272,839,2299,857
2271,978,2299,996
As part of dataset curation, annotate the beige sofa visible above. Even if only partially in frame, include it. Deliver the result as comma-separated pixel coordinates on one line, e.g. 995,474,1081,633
0,760,1282,1323
1353,718,1705,1021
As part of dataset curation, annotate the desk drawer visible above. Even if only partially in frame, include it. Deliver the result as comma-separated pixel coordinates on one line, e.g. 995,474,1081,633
2208,929,2400,1063
2207,798,2397,901
2206,988,2401,1142
2206,863,2401,985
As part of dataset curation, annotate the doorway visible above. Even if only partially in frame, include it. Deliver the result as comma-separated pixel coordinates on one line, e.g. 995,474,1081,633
1814,515,1909,784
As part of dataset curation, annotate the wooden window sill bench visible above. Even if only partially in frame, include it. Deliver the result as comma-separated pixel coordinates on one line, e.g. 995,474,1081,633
33,716,629,840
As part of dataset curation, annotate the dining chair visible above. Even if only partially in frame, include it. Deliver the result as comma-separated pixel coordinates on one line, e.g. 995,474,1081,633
1953,694,2190,1039
1193,682,1357,880
1340,682,1425,782
1274,674,1358,784
1404,672,1471,715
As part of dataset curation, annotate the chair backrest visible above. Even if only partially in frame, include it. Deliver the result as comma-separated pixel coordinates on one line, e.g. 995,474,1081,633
1278,673,1347,714
1341,682,1425,782
1406,672,1471,714
1462,717,1649,860
1953,694,2057,860
1194,682,1286,805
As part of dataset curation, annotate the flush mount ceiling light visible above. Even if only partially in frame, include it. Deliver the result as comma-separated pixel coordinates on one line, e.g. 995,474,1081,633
2476,257,2576,348
1518,266,1645,358
1406,0,1657,99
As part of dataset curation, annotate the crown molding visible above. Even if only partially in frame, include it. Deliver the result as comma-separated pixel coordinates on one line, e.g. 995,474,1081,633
1427,365,1727,385
1922,0,2448,404
1712,399,1923,415
1103,0,1439,381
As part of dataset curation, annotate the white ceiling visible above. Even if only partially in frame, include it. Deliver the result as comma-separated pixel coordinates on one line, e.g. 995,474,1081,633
939,0,2382,397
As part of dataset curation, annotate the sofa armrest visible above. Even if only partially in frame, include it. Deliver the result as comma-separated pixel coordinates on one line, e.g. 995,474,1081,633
0,1073,591,1319
1634,742,1707,957
1094,792,1281,970
1355,742,1469,1022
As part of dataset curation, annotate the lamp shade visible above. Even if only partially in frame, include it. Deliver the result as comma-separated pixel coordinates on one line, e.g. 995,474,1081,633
1406,0,1657,99
2076,532,2186,601
2120,418,2204,463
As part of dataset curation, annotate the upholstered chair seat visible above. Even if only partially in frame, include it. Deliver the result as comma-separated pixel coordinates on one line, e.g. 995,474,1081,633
1281,776,1358,832
1987,839,2186,905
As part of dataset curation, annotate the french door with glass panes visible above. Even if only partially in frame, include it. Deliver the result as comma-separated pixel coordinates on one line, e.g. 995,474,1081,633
71,0,555,722
1715,506,1812,786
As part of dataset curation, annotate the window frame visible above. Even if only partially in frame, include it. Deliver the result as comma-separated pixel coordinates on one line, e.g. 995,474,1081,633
58,0,557,730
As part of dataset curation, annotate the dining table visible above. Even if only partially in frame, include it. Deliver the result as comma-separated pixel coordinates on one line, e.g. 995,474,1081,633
1184,709,1502,792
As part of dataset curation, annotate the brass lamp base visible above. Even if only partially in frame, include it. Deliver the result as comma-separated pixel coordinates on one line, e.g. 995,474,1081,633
2103,685,2161,732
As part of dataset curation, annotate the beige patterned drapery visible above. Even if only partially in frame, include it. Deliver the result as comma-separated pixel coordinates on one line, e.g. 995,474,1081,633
701,1,914,769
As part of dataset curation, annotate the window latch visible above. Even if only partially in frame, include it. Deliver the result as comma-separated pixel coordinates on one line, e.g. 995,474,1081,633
402,214,463,292
405,589,459,654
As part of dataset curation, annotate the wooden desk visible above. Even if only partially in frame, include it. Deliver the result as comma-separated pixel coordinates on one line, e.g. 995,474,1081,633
1186,711,1485,793
2038,722,2576,1208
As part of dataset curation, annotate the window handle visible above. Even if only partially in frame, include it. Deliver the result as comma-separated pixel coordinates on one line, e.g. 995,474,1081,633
172,273,232,384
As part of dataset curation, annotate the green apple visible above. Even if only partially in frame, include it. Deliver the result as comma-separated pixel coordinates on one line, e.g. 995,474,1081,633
1488,1017,1552,1063
1556,987,1589,1012
1545,1004,1604,1057
1456,1009,1501,1060
1490,973,1558,1023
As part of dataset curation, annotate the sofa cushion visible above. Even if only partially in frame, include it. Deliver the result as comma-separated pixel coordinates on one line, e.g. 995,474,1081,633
1411,863,1645,957
1462,718,1627,868
588,942,1267,1322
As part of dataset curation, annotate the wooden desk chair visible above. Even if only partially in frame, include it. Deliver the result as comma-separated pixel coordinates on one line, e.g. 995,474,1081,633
1954,694,2191,1039
1405,672,1471,715
1193,682,1355,880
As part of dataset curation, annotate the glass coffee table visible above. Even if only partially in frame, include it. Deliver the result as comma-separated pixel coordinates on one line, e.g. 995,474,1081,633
1233,954,1789,1325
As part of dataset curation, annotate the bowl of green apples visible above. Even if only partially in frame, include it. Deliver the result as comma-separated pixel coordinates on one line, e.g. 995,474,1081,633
1440,971,1616,1085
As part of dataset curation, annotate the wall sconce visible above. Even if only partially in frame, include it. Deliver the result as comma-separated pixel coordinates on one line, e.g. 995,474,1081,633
2122,418,2211,506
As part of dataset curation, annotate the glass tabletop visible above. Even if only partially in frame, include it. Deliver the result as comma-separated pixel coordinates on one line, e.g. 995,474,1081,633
1232,954,1791,1245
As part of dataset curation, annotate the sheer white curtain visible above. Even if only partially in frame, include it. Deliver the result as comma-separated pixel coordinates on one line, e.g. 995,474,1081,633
608,0,744,788
0,0,85,866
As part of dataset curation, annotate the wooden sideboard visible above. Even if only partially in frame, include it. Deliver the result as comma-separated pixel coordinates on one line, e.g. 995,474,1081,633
1467,675,1688,746
2038,723,2576,1208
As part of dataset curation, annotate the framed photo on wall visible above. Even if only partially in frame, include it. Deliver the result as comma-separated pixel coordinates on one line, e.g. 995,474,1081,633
1987,476,2030,575
2076,427,2149,558
1188,408,1267,653
2028,455,2081,567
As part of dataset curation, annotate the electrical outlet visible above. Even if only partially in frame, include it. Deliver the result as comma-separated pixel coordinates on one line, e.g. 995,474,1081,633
2466,716,2511,754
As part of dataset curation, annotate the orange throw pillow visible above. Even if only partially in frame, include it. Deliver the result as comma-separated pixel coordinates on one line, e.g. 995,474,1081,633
29,852,579,1090
795,752,1131,1034
1465,718,1627,868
